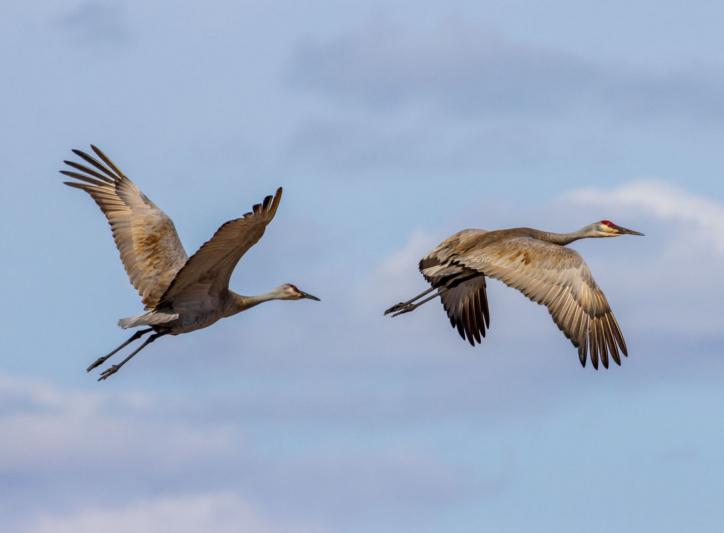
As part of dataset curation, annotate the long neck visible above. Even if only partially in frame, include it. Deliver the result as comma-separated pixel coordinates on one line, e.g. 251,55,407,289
536,227,593,246
224,290,280,317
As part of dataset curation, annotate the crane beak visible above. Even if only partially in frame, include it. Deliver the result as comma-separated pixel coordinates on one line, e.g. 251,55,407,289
616,225,645,236
299,291,321,301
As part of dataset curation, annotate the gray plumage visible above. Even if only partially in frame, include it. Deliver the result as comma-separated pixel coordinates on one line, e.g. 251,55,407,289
63,145,319,380
385,221,643,369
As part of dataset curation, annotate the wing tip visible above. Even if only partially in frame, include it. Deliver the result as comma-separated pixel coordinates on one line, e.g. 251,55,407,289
68,146,120,181
91,144,125,178
250,187,283,217
271,186,283,213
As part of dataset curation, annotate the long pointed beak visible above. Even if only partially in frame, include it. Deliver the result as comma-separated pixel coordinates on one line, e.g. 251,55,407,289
300,291,320,301
616,225,645,236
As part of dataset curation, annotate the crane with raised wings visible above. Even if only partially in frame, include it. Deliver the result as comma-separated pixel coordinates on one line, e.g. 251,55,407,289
62,145,319,380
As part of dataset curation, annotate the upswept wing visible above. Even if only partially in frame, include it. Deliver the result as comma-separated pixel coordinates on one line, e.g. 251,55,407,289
158,187,283,306
452,236,628,369
62,146,188,309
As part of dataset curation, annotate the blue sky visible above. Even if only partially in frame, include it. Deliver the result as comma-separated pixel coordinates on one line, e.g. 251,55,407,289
2,1,724,531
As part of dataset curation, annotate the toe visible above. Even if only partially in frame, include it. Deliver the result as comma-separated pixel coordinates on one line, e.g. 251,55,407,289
98,366,118,381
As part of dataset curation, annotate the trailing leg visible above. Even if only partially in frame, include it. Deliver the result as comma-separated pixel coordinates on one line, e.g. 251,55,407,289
86,328,153,372
390,288,449,317
98,331,167,381
384,287,435,315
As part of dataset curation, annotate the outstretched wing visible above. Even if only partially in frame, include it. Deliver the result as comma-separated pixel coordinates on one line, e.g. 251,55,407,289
158,187,283,306
62,145,188,309
451,235,628,369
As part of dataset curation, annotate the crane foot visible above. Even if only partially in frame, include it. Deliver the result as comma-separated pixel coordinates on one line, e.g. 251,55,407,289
98,365,120,381
384,302,406,315
387,302,416,316
86,357,107,373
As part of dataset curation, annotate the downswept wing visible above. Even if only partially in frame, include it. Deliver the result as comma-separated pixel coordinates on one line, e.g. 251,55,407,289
419,229,490,346
439,276,489,346
158,187,283,306
62,146,188,309
452,236,628,369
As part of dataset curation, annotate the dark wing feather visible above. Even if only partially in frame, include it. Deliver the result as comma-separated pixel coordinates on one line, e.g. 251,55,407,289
62,146,188,309
158,187,283,305
420,230,490,346
419,229,491,346
439,276,489,346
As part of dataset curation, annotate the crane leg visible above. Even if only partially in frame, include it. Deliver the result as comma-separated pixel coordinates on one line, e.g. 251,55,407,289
86,328,153,372
98,332,167,381
388,288,449,317
384,287,435,315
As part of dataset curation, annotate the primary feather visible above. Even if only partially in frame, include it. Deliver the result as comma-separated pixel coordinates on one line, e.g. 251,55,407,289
62,145,188,309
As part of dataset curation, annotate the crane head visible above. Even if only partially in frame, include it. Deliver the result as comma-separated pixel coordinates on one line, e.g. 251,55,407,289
277,283,321,301
595,220,645,237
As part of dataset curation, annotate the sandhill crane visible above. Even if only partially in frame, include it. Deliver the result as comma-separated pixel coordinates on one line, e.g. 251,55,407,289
384,222,643,369
62,145,319,380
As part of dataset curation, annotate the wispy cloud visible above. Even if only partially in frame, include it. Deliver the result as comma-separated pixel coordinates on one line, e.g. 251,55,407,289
0,371,503,532
567,180,724,254
57,1,130,45
22,493,324,533
287,21,724,122
363,229,437,300
561,180,724,340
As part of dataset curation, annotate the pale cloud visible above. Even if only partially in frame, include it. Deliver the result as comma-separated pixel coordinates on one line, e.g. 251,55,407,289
562,180,724,338
0,370,502,531
23,493,324,533
0,373,237,476
567,180,724,254
368,229,437,299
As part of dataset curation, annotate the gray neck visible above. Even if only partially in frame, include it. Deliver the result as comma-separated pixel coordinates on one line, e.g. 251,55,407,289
535,225,596,246
541,231,586,246
224,290,280,317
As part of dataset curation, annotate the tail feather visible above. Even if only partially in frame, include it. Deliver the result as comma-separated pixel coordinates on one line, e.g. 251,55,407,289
118,311,178,329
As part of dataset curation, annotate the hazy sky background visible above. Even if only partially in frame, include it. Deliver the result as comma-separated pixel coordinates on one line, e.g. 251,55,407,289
2,1,724,531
